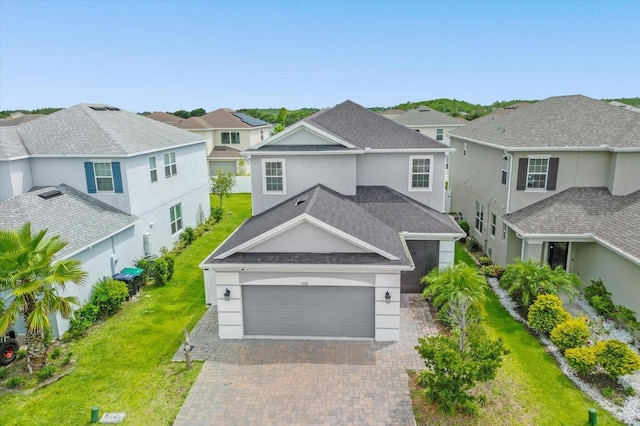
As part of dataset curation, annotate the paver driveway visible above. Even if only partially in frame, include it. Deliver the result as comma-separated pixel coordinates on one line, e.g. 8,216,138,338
172,295,437,425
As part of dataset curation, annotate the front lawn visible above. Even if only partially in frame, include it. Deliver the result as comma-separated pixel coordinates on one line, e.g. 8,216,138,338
410,242,621,425
0,194,252,425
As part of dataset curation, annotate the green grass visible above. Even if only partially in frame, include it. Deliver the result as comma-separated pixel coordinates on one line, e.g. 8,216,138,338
0,194,252,425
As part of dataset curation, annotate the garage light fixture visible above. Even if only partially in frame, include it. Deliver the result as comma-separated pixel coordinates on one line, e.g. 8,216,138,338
224,288,231,301
385,291,391,304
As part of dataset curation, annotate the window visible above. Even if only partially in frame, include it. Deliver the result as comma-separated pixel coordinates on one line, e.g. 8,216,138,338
409,155,432,191
94,162,114,192
491,214,497,236
501,155,509,186
170,203,182,234
475,201,484,233
260,129,265,140
221,132,240,144
463,143,467,156
436,128,444,141
164,152,177,178
263,159,285,193
149,156,157,182
502,222,507,240
527,157,548,189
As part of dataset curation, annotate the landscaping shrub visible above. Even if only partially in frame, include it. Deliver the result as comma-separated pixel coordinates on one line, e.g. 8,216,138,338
527,294,571,335
478,256,492,266
179,227,196,246
36,365,56,382
482,264,504,279
51,347,62,360
133,257,151,285
584,278,610,300
210,206,224,222
67,302,99,339
91,277,128,318
43,327,53,348
612,305,639,332
151,255,175,286
550,317,590,352
467,237,482,253
62,352,73,366
565,346,598,375
5,376,24,388
457,220,470,236
594,340,640,379
589,295,615,317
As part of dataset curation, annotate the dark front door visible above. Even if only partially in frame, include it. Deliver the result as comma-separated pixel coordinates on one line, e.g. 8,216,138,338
401,240,439,293
548,242,568,270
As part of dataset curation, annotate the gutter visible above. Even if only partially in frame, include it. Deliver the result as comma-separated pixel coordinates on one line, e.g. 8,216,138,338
451,134,640,153
503,150,514,213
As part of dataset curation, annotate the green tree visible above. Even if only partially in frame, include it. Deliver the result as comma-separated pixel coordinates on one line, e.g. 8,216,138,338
210,170,236,209
0,223,87,371
173,109,190,119
500,259,579,310
421,264,488,311
189,108,206,117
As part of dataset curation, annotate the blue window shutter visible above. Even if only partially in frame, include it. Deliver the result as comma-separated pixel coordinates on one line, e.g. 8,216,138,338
84,162,96,193
112,162,123,193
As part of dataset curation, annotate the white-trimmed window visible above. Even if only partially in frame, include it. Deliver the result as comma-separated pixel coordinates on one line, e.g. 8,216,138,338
149,156,157,182
527,157,549,189
436,128,444,141
94,162,114,192
263,159,285,193
222,132,240,144
501,155,509,186
491,214,497,236
170,203,182,234
164,152,177,178
409,155,432,191
502,222,507,240
475,201,484,233
260,129,265,140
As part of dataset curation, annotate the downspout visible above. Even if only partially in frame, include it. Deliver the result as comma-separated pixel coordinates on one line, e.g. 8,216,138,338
504,150,513,214
443,151,453,213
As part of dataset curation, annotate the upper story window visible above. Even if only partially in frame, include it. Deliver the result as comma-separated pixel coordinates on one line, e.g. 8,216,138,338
84,161,123,194
475,201,484,233
170,203,183,234
436,128,444,141
222,132,240,144
463,143,467,156
491,213,497,236
502,222,507,240
149,156,158,182
527,158,548,189
516,157,558,191
409,155,433,191
164,152,177,178
501,155,509,186
260,129,265,140
263,159,286,194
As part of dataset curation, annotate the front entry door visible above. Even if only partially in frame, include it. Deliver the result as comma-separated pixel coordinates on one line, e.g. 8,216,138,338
548,242,568,270
401,240,439,293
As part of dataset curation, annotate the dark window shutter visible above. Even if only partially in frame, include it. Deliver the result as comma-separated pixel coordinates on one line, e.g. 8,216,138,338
84,162,96,193
546,158,559,190
112,162,123,193
516,158,528,190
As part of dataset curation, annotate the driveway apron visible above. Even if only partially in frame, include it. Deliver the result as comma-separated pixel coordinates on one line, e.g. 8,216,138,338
172,294,437,425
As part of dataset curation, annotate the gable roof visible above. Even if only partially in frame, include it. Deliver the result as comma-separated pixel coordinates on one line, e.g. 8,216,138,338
208,145,242,159
450,95,640,151
145,111,183,124
0,184,138,259
204,184,411,266
173,108,270,130
503,187,640,266
0,127,29,159
392,106,467,127
7,104,205,157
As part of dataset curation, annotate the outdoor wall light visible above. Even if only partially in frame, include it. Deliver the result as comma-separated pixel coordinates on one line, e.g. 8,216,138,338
385,291,391,304
224,288,231,301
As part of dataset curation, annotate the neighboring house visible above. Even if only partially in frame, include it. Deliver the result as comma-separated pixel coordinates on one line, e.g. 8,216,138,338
170,108,271,177
391,105,467,145
0,104,211,335
145,111,183,124
485,102,533,117
378,109,405,120
610,101,640,114
449,94,640,314
0,113,45,127
200,100,464,342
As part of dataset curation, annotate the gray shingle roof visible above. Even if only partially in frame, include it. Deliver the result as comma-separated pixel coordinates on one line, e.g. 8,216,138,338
450,95,640,150
0,127,28,159
503,187,640,264
13,104,204,156
0,114,45,127
205,184,411,265
173,109,269,130
0,184,138,259
208,252,400,265
392,106,467,126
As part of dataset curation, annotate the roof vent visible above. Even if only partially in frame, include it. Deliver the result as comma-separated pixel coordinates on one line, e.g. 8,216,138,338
89,105,120,111
38,189,63,199
294,197,307,207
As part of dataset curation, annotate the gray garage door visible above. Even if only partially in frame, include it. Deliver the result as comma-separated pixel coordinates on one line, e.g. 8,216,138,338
243,286,374,338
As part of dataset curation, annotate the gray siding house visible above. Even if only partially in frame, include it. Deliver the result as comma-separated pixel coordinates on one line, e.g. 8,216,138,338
449,95,640,314
201,100,464,342
0,104,210,335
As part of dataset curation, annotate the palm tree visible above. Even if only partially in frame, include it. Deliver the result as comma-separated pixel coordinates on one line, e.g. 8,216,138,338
421,264,488,311
0,223,87,372
500,258,579,311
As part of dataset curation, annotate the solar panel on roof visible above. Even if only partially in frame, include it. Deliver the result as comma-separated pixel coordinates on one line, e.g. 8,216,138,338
231,112,269,127
38,190,63,199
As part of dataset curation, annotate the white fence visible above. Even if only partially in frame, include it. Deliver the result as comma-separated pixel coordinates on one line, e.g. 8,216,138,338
232,176,252,193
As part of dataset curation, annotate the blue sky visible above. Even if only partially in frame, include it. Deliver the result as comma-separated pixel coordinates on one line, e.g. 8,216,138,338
1,0,638,112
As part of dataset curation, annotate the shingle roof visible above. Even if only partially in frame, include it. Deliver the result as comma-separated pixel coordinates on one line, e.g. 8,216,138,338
209,252,400,265
0,114,44,127
145,111,183,123
205,184,411,265
0,127,28,159
503,187,640,264
392,106,467,126
12,104,204,156
173,109,269,130
450,95,640,150
0,184,138,259
302,100,450,150
208,146,243,159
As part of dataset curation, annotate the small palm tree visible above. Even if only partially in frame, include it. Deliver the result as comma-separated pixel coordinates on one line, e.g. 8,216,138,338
500,258,579,310
0,223,87,372
421,264,488,311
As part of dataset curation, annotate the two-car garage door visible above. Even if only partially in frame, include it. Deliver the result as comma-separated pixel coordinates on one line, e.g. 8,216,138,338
243,285,375,338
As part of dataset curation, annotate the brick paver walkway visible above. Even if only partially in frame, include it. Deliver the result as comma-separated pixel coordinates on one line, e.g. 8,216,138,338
172,294,437,425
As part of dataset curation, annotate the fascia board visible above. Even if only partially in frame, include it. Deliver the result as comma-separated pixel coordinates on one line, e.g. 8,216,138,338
26,139,208,159
364,148,455,154
401,231,466,240
200,263,414,273
450,134,640,153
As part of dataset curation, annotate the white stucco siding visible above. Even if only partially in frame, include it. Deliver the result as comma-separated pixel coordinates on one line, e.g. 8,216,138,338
607,152,640,196
0,159,33,201
573,242,640,316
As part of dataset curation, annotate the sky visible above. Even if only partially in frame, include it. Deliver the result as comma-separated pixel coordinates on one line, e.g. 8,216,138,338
1,0,638,112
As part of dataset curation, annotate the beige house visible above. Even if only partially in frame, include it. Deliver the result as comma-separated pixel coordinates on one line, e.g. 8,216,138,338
172,109,271,177
449,95,640,314
391,106,467,145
